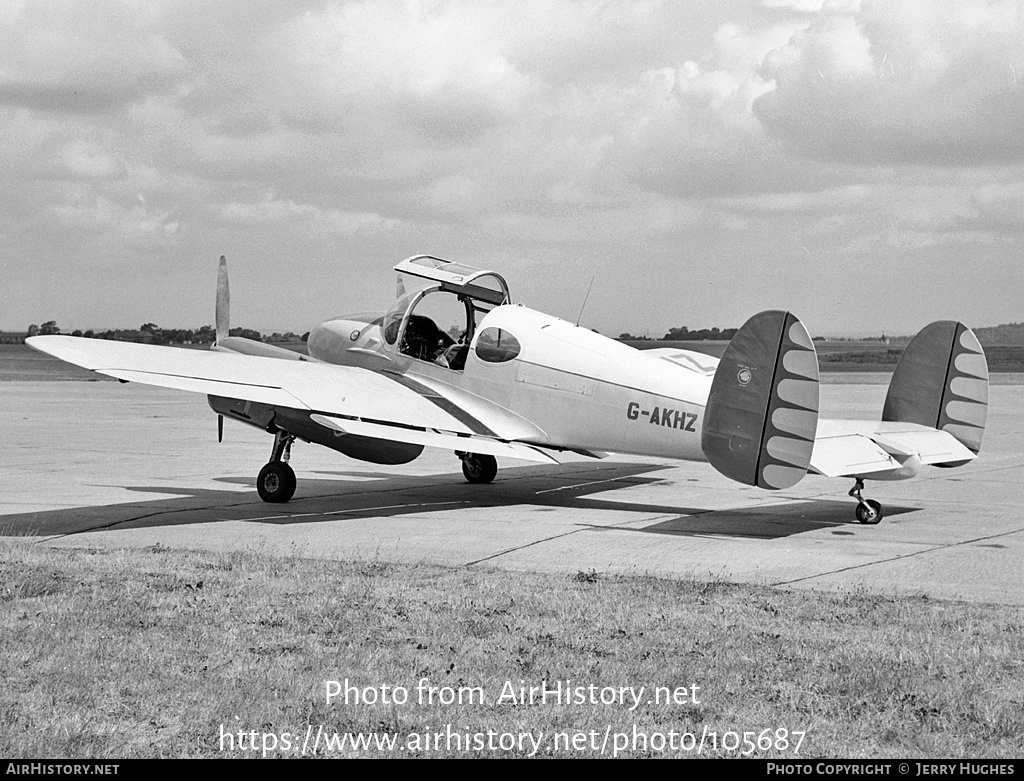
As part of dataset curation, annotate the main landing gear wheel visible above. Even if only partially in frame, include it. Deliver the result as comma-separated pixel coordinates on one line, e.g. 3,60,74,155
257,461,296,503
460,452,497,484
849,478,883,524
257,429,297,503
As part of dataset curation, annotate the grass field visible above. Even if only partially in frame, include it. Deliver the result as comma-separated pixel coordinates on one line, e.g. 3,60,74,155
2,541,1021,759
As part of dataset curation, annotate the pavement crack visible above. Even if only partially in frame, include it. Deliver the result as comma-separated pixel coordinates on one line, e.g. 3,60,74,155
462,528,588,567
772,525,1024,587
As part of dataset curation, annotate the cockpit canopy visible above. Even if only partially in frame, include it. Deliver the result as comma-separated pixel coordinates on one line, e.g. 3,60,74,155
384,256,512,371
394,255,510,306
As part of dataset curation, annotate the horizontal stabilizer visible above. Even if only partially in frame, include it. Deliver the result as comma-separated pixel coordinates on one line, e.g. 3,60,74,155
811,419,976,479
642,348,720,377
883,321,988,456
701,311,819,490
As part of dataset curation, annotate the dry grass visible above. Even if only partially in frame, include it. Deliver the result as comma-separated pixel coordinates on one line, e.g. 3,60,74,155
1,540,1021,758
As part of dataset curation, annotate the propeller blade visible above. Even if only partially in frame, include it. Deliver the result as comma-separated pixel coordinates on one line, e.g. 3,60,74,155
218,414,224,443
215,255,230,345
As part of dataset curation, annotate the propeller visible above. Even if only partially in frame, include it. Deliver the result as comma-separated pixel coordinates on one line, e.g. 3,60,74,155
215,255,229,441
215,255,230,346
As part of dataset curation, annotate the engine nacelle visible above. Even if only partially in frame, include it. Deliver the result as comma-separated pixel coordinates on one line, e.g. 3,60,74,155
307,314,386,367
208,395,423,465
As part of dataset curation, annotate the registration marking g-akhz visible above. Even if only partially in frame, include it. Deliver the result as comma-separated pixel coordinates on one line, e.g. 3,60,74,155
627,402,698,432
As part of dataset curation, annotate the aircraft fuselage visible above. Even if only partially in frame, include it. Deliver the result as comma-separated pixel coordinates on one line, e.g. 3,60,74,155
308,304,711,462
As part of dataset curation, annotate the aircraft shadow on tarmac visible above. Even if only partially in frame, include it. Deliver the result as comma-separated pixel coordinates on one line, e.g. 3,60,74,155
1,461,918,541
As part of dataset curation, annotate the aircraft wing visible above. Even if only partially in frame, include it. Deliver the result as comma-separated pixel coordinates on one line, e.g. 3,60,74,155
26,336,553,456
810,418,977,479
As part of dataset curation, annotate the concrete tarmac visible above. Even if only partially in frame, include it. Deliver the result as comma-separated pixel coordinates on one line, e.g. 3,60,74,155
3,378,1023,605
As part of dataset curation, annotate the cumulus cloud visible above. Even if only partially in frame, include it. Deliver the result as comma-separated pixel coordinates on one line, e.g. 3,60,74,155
218,191,402,236
1,0,1022,334
61,140,122,179
754,0,1024,165
588,20,820,199
48,186,178,245
275,3,534,143
0,0,186,113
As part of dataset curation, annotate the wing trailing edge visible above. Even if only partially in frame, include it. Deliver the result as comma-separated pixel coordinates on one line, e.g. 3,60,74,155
310,415,563,464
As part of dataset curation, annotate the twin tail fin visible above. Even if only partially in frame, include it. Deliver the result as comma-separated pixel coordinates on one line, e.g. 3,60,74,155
701,311,819,490
882,321,988,457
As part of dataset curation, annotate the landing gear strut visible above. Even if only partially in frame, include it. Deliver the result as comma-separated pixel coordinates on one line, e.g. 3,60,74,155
849,478,882,524
258,429,297,503
458,452,497,484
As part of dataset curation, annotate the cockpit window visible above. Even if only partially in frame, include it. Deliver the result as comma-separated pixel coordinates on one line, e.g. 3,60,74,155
475,328,521,363
384,286,477,370
382,311,401,345
394,255,511,305
408,256,479,278
383,289,424,345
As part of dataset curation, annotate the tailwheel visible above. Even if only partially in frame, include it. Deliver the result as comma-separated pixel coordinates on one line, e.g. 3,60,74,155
855,499,883,525
459,452,497,484
849,478,883,524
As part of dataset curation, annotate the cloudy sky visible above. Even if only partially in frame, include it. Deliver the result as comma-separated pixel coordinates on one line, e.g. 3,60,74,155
2,0,1022,337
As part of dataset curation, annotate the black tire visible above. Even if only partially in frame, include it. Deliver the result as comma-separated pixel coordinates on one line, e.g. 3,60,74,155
461,453,497,484
257,461,297,503
855,499,883,524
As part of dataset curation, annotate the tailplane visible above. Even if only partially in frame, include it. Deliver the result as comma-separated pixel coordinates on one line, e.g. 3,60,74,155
883,321,988,457
701,311,819,490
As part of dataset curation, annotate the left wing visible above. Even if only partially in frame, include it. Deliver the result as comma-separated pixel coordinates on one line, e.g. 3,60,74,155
26,336,561,462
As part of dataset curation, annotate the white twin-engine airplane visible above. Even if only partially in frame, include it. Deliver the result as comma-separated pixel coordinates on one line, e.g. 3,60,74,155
29,255,989,524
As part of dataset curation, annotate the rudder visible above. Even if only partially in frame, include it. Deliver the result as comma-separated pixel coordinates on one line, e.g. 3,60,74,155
701,311,819,490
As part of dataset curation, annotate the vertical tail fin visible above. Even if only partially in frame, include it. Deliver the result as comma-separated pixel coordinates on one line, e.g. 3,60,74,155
883,321,988,455
702,311,819,490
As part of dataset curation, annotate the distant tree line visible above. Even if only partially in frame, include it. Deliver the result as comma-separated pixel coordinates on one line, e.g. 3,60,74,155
974,323,1024,346
618,326,739,341
617,323,1024,346
25,321,303,345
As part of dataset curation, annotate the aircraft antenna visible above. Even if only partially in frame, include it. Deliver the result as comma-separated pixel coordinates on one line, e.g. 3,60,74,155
575,276,595,327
